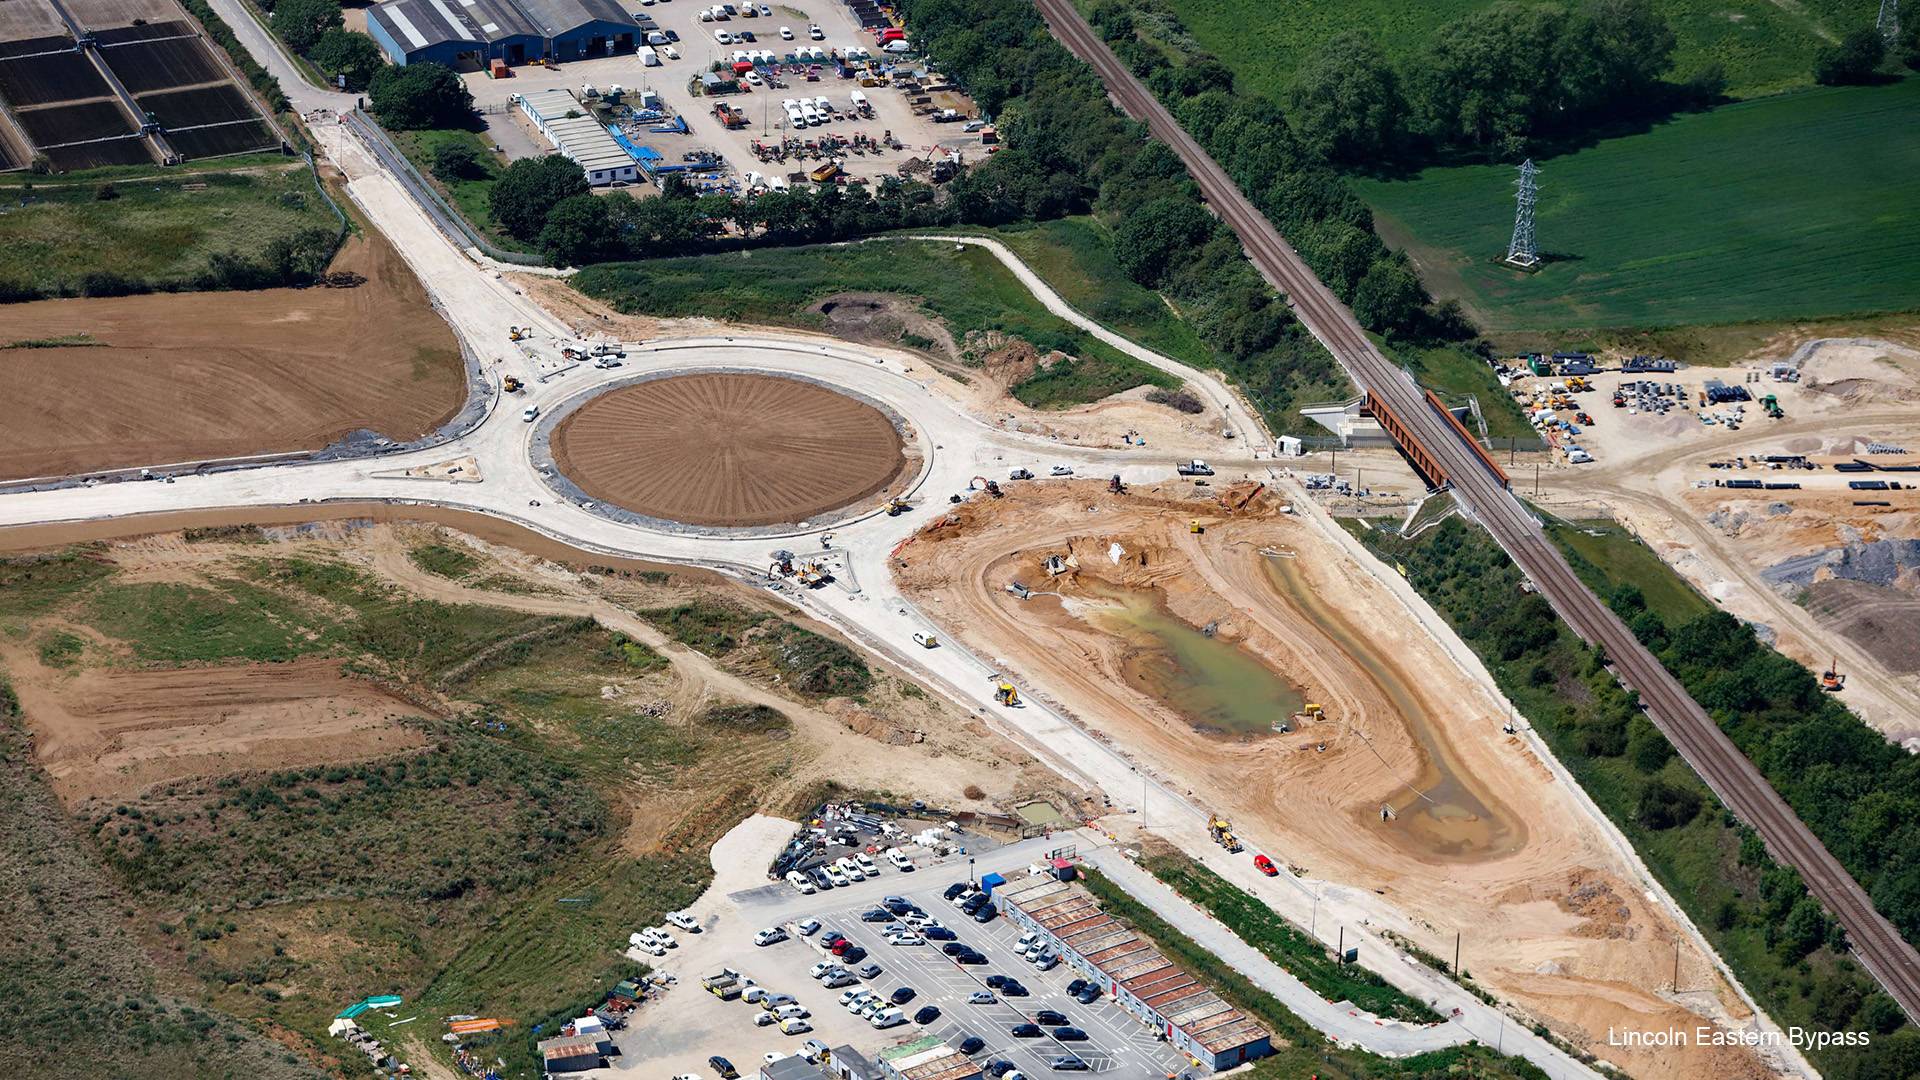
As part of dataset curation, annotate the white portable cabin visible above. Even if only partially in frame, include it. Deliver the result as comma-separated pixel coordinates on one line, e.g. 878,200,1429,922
638,45,660,66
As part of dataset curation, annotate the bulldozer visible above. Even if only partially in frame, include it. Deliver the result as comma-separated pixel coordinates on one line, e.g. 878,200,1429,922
1108,475,1125,494
1208,814,1242,853
1821,658,1846,692
502,375,523,393
1189,520,1204,534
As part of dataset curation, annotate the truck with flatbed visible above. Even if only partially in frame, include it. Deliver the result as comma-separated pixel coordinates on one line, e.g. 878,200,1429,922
1176,459,1214,476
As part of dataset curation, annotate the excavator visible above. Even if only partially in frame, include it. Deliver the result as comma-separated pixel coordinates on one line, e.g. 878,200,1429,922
1208,814,1242,853
994,682,1021,706
508,326,528,341
971,476,1003,498
1821,658,1846,692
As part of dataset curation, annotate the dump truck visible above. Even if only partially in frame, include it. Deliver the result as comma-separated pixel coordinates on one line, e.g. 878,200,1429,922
713,102,748,129
1208,815,1242,853
1176,459,1214,476
809,162,841,183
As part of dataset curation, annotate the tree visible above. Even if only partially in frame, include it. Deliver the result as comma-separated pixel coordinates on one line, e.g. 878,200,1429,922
1408,3,1559,152
1552,0,1674,122
308,28,385,92
1813,27,1886,85
1776,896,1828,961
489,156,589,241
1283,31,1405,165
1626,715,1673,773
273,0,342,54
540,194,627,265
1111,196,1215,288
1899,18,1920,71
368,62,472,130
1635,778,1702,830
1351,259,1425,334
431,140,489,182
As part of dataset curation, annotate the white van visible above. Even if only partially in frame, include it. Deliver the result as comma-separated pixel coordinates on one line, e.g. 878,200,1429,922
813,95,832,116
520,405,539,422
639,45,660,66
855,851,878,874
849,89,868,110
774,1004,810,1020
869,1008,906,1029
709,3,729,17
779,1017,813,1036
646,30,667,44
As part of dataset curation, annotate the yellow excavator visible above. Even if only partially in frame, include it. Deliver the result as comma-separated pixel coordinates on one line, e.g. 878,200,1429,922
1208,814,1242,853
995,682,1020,706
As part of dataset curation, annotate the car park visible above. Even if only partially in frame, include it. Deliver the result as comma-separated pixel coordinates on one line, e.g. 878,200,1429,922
958,1036,985,1055
913,1006,941,1025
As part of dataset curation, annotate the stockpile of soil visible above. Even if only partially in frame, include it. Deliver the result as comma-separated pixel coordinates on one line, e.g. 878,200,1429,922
0,230,465,481
552,373,908,528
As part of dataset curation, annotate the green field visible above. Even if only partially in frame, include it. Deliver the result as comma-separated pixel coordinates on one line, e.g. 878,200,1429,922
573,239,1180,407
0,163,340,298
390,127,530,251
1357,79,1920,332
1151,0,1875,101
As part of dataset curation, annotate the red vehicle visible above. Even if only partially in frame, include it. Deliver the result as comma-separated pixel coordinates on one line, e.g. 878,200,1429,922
1253,854,1278,876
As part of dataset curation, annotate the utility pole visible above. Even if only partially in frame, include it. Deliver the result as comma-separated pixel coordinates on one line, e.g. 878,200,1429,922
1453,932,1461,977
1503,159,1541,269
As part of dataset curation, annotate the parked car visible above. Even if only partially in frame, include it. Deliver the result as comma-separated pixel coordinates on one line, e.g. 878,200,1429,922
822,931,846,948
888,848,914,870
862,908,892,922
808,22,823,38
711,1057,740,1079
890,987,917,1005
778,24,794,39
1034,954,1059,972
808,868,834,890
871,1009,907,1030
1000,980,1028,997
797,918,821,936
914,1006,942,1025
1254,854,1278,876
1065,979,1088,997
786,871,816,894
841,945,868,963
1051,1028,1087,1042
955,950,987,964
839,987,870,1006
958,1036,985,1055
1010,1024,1042,1038
944,882,970,901
968,991,997,1005
856,852,879,875
925,927,957,942
667,911,701,932
985,975,1009,988
1074,986,1101,1005
755,927,788,946
1050,1057,1088,1071
809,961,835,979
753,1010,777,1026
987,1061,1017,1078
942,942,971,957
972,904,998,923
824,971,859,989
884,896,912,912
1034,1010,1067,1026
780,1018,813,1036
802,1041,831,1063
856,962,883,979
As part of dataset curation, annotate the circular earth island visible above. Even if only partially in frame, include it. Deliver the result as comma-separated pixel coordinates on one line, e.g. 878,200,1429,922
551,373,909,528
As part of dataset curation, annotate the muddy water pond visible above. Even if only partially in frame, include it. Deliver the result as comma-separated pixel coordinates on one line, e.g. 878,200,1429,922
1067,577,1304,736
1261,557,1520,860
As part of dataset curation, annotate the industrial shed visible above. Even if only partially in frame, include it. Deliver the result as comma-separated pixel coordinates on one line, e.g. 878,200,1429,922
518,88,636,184
996,873,1272,1071
367,0,638,68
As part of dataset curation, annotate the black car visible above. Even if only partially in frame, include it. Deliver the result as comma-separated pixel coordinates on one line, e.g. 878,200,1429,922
1034,1010,1067,1026
891,987,917,1005
710,1058,740,1079
944,882,970,900
1065,979,1088,996
1074,987,1101,1005
862,908,892,922
884,896,912,911
943,942,971,956
841,945,868,963
972,904,998,923
809,868,834,889
664,28,679,41
1050,1057,1089,1071
925,927,957,942
958,1036,985,1055
961,894,988,913
987,1062,1017,1078
1051,1027,1088,1041
914,1006,942,1025
999,980,1028,997
985,974,1008,988
955,950,987,965
1010,1024,1042,1038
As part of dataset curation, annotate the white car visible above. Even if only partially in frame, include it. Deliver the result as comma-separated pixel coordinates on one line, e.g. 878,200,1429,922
1016,932,1040,949
765,1054,787,1066
823,865,849,887
886,933,923,946
809,961,835,979
779,24,793,39
1050,465,1074,476
715,29,732,43
814,95,832,115
786,871,816,894
808,23,823,38
662,44,680,58
870,1011,905,1029
520,404,539,422
835,857,864,880
667,911,701,932
755,927,789,946
796,917,821,936
754,1010,778,1027
857,998,887,1018
839,988,871,1007
785,107,806,128
855,852,879,874
887,848,914,871
780,1018,813,1036
746,70,763,84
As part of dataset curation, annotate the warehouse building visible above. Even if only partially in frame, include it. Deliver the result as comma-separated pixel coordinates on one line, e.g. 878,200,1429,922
368,0,638,68
518,88,638,185
995,873,1272,1071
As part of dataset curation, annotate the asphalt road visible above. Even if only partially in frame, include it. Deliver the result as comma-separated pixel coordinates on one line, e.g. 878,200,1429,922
1031,0,1920,1023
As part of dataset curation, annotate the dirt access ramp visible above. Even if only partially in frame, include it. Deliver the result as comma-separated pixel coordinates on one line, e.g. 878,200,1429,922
894,482,1773,1080
0,226,465,482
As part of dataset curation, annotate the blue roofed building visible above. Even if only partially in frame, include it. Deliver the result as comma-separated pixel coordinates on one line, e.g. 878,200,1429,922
368,0,639,68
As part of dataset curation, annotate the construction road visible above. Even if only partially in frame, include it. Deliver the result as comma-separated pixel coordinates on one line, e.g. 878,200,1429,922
1031,0,1920,1024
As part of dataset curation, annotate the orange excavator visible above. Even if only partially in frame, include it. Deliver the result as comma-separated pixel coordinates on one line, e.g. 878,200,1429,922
1821,658,1846,692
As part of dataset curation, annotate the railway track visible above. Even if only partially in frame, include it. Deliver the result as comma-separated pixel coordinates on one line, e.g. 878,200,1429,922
1032,0,1920,1022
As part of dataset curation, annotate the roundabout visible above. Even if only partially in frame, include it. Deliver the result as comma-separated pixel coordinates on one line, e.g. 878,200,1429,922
545,371,916,530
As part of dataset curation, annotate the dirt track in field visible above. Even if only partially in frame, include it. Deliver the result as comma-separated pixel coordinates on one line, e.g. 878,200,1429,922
552,373,910,527
0,228,465,481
